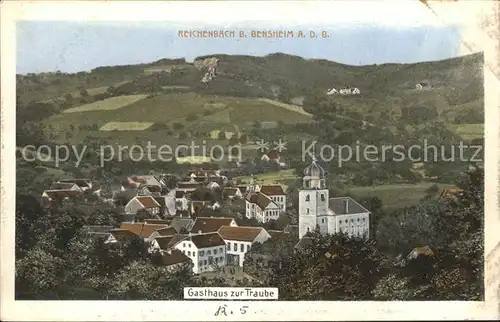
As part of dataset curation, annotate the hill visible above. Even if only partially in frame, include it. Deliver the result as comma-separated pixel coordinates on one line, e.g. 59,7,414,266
17,52,484,147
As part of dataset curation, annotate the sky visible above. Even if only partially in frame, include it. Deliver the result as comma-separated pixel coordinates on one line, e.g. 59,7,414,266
15,0,468,74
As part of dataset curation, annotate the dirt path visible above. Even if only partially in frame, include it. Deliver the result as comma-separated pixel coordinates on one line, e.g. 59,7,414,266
257,98,312,117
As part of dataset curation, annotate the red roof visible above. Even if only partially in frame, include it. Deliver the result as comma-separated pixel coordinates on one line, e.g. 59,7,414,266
119,223,169,238
156,226,177,236
191,217,235,234
265,151,280,160
218,226,265,242
247,192,275,210
135,196,161,208
162,249,191,266
190,232,226,248
259,185,285,196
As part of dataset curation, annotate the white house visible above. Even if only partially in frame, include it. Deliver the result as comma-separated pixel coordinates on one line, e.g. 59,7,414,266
245,192,281,223
124,195,161,216
173,232,227,274
218,226,272,267
298,157,370,239
261,150,286,167
416,82,432,91
58,178,93,191
259,185,287,212
326,88,338,95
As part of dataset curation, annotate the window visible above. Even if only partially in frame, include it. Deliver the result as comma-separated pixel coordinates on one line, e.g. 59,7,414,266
214,249,218,255
182,250,186,254
204,260,207,265
227,242,231,249
220,256,224,262
219,247,223,253
200,251,205,256
307,227,310,232
240,244,244,252
307,208,310,214
233,243,237,251
322,218,325,223
199,261,202,266
183,243,186,248
247,245,250,251
320,194,325,201
188,244,191,248
305,195,310,202
188,251,191,256
208,250,212,255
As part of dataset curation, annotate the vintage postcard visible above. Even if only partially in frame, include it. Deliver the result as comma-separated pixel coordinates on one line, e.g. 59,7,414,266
1,0,499,320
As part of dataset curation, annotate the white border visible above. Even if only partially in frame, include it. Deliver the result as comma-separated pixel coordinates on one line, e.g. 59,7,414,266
1,1,499,321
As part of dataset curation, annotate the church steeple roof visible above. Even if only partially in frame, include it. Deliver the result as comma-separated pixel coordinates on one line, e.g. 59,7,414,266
303,155,325,178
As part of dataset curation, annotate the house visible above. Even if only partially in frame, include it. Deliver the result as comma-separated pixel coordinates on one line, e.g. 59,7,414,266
261,150,285,167
144,219,172,225
222,187,243,200
121,175,163,196
41,189,82,204
49,182,82,192
190,217,238,235
160,249,192,272
259,185,286,212
105,229,140,244
153,196,170,216
294,236,314,250
58,178,93,191
245,192,281,223
170,217,194,233
438,187,464,201
124,196,162,216
150,226,178,239
206,181,221,190
407,246,435,260
234,185,250,197
326,88,338,95
218,226,271,267
174,232,227,274
81,225,114,240
153,235,187,251
267,230,290,239
416,82,431,90
118,222,169,240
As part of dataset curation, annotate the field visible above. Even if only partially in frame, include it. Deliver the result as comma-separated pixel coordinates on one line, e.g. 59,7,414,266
347,181,455,212
451,123,484,141
176,156,212,164
63,94,148,113
41,92,313,144
99,121,154,131
234,169,298,191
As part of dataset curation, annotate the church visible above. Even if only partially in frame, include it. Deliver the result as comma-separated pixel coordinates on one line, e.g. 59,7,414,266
298,157,371,239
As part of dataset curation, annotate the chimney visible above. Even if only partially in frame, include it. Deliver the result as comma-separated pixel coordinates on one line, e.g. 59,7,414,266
166,249,172,255
198,230,202,234
344,199,349,213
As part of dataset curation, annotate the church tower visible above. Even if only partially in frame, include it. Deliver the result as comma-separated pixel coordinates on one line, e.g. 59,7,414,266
298,156,329,239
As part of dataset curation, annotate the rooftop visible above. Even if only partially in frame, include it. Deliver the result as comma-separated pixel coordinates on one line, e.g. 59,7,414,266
218,226,265,242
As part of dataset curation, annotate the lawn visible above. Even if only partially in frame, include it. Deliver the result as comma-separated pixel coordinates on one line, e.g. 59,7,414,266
234,169,298,191
451,123,484,141
99,121,154,131
63,94,148,113
347,181,455,213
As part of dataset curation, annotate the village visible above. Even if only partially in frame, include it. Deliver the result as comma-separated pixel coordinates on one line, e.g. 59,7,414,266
38,149,377,280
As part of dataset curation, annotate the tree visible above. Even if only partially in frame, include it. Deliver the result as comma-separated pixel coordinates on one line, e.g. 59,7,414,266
16,247,65,299
79,88,89,97
135,208,152,222
272,232,384,300
239,134,248,144
218,130,226,140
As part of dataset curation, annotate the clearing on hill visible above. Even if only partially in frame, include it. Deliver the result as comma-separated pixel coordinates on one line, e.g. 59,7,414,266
63,94,147,113
100,121,154,131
